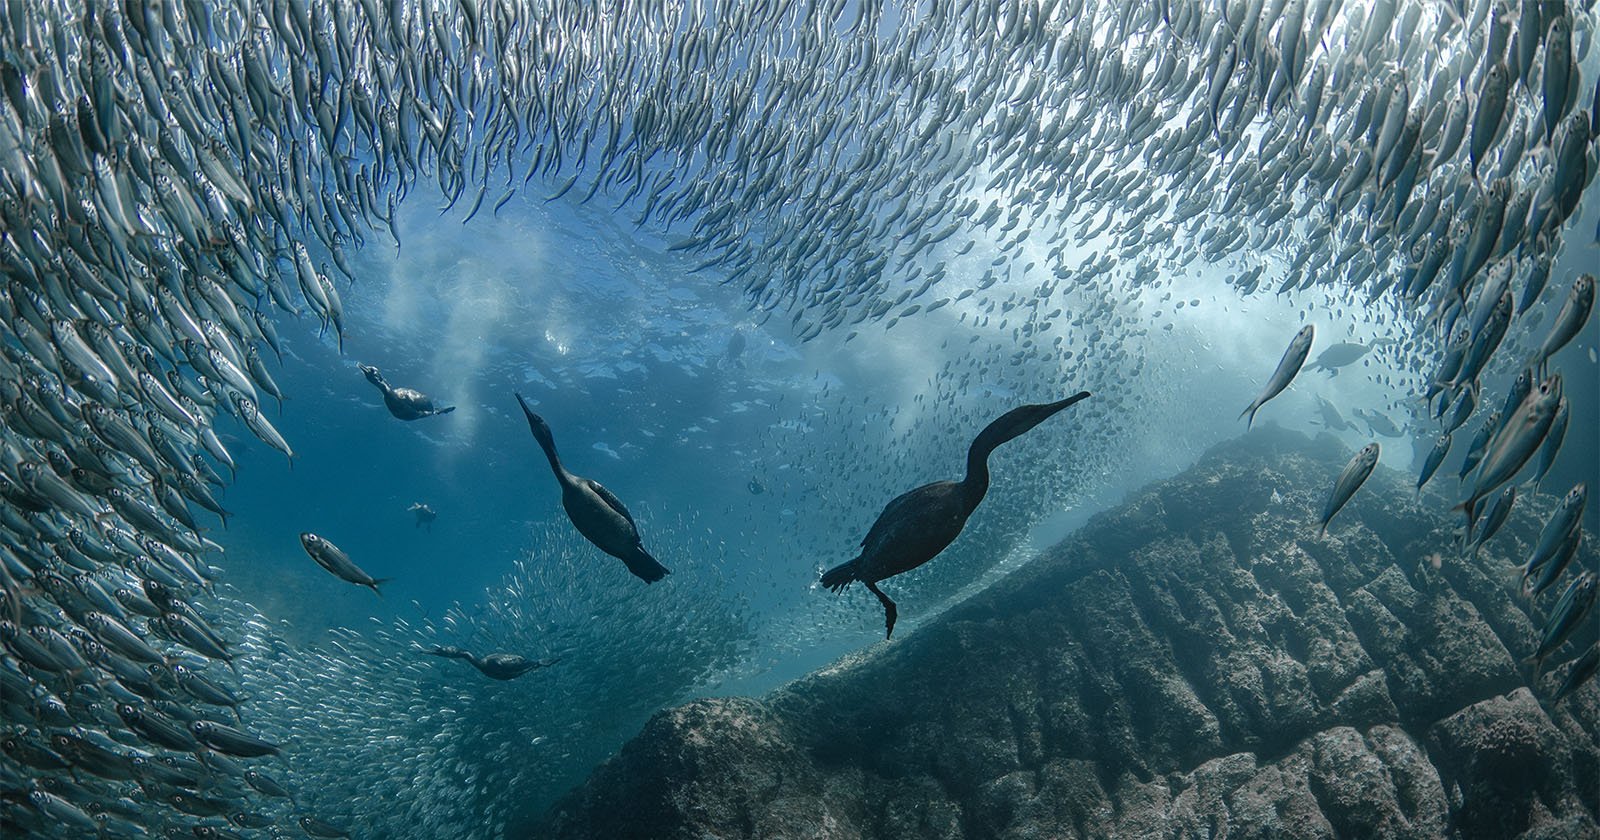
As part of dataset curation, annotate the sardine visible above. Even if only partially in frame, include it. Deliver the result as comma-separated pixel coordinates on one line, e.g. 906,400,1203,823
1240,324,1314,428
1320,442,1380,536
299,532,389,594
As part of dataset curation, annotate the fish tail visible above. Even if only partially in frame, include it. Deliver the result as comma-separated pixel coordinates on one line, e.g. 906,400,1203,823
1239,402,1258,428
368,578,391,596
820,558,858,593
622,548,669,583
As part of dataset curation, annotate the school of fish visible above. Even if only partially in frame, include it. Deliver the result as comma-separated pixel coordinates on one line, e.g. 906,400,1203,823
1,0,1597,836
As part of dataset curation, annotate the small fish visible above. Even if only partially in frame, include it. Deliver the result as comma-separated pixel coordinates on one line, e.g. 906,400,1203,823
1465,486,1514,558
1528,274,1594,375
1526,528,1582,600
244,768,294,800
1520,484,1587,595
1457,411,1502,481
1469,62,1510,179
1552,645,1598,704
1240,325,1314,428
1528,571,1597,676
1320,443,1380,537
1416,433,1451,495
191,719,280,757
299,532,389,595
1531,400,1569,491
232,393,295,466
1459,374,1562,513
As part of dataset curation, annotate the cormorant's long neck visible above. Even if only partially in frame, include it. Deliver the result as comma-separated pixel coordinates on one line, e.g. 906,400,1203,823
960,440,993,511
960,391,1092,508
529,420,570,482
517,395,573,483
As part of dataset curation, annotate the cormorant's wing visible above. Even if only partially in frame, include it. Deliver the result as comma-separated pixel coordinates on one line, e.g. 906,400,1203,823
860,481,959,549
584,479,637,527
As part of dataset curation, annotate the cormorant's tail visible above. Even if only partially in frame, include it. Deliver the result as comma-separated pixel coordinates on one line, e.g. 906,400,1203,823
623,548,670,583
820,558,857,593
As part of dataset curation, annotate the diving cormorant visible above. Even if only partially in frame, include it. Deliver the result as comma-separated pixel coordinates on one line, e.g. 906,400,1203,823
516,393,670,582
421,646,561,680
360,364,456,420
821,392,1091,638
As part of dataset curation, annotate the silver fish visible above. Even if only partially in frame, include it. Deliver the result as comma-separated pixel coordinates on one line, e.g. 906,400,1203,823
299,532,389,594
1552,644,1598,704
191,719,280,757
1529,571,1597,675
1465,485,1514,558
1460,374,1562,513
1240,324,1313,428
1529,273,1594,374
1520,484,1587,595
1320,442,1380,537
1531,400,1569,491
1416,432,1451,495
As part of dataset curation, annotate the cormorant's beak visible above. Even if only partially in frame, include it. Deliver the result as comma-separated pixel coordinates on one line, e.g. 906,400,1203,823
1010,391,1092,435
515,392,553,439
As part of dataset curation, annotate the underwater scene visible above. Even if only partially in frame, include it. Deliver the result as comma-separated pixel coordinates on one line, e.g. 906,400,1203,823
0,0,1598,837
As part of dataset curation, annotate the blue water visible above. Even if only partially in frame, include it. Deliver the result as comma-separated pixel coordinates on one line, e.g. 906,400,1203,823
4,1,1599,836
196,177,1598,833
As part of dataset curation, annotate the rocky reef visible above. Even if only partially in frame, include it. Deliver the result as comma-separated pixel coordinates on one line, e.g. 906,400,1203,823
536,428,1599,839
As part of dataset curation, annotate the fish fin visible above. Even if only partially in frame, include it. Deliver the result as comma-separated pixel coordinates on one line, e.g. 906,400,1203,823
367,578,391,596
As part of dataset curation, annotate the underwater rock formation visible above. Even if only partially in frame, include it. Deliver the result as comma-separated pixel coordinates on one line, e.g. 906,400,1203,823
537,428,1599,839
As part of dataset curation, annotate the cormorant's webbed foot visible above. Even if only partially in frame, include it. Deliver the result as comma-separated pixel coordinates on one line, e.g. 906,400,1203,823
865,581,897,639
